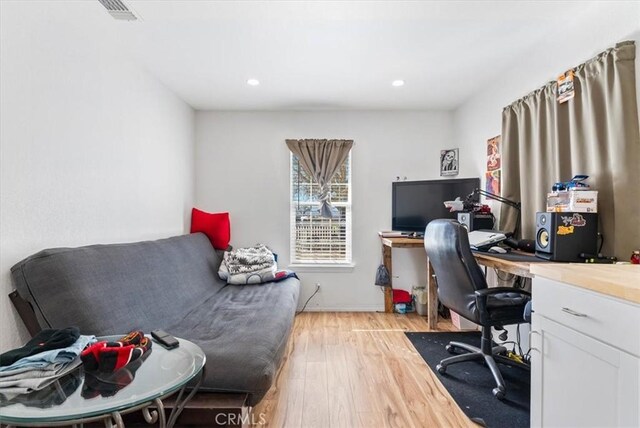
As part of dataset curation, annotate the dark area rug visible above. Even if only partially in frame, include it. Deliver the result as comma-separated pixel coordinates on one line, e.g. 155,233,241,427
406,331,530,428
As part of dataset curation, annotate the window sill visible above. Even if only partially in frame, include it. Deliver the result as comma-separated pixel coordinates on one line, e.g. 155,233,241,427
288,263,356,273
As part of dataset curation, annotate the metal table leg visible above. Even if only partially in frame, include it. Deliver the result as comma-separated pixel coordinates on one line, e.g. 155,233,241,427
166,367,204,428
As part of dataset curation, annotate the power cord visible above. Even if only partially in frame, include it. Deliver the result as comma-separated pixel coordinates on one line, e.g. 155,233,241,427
493,269,529,290
598,233,604,253
297,284,320,315
516,324,523,356
493,325,524,358
494,268,515,283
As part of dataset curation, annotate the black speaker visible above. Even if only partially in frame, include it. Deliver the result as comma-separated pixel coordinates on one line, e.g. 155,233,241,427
535,212,598,261
457,212,494,231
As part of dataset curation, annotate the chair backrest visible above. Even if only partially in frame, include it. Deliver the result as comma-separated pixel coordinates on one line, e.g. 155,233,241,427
424,219,488,323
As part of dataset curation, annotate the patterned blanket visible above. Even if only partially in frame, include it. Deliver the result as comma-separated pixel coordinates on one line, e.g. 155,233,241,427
223,244,275,275
218,244,298,285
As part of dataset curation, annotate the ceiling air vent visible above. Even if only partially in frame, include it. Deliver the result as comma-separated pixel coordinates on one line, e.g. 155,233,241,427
98,0,139,21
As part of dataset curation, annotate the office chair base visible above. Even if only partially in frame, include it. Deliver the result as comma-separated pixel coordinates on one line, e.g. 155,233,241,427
492,387,505,400
436,341,510,400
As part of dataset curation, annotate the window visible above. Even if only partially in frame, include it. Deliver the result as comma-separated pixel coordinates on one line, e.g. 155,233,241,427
290,153,352,264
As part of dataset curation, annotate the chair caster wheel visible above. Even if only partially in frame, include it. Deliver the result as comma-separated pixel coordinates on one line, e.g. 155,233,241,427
436,364,446,374
445,344,455,354
492,387,505,400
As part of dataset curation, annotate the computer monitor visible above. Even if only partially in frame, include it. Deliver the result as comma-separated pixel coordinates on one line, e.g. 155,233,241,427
392,178,480,233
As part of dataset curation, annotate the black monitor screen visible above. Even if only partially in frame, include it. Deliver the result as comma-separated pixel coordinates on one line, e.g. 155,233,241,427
392,178,480,233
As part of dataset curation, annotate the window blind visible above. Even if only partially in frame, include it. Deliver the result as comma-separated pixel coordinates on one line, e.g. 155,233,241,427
290,153,352,263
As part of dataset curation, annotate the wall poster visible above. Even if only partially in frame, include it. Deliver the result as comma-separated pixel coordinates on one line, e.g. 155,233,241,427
486,136,501,194
440,148,459,176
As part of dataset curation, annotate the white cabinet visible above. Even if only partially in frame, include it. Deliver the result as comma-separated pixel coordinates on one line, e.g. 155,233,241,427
531,277,640,428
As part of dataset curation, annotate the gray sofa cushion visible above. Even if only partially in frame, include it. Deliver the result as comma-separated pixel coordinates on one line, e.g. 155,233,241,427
168,278,299,405
11,233,299,405
11,233,225,335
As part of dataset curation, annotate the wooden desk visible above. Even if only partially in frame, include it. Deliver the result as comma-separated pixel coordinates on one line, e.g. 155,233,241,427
473,251,538,278
381,237,438,327
380,236,543,329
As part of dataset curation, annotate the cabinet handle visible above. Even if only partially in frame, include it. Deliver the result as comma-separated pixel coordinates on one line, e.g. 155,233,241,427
528,330,541,353
561,307,588,317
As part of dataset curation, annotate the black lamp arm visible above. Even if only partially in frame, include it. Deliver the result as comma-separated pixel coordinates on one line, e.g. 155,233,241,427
469,188,522,238
471,188,521,210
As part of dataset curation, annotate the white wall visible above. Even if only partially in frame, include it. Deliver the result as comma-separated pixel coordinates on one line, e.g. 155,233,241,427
453,3,640,220
195,111,462,311
0,2,195,351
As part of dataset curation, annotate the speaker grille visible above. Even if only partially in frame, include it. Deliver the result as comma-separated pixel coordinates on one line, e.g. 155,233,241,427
537,229,549,248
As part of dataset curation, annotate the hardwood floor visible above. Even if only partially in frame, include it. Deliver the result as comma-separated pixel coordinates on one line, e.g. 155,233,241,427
252,312,475,428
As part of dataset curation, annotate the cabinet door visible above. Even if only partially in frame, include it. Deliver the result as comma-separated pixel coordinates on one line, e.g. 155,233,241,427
531,315,639,428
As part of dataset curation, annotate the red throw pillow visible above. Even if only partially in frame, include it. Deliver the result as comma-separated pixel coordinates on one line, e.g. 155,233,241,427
190,208,230,250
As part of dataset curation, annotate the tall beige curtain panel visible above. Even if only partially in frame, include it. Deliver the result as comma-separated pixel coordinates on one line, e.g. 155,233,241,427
286,139,353,218
501,41,640,258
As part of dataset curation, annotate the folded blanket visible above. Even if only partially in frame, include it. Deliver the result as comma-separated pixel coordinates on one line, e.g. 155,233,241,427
219,262,278,285
0,335,96,373
218,244,298,285
223,244,275,275
219,259,298,285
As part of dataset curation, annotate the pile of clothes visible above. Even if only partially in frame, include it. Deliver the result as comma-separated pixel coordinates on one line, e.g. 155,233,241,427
0,327,95,395
0,370,82,409
0,330,154,406
218,244,297,285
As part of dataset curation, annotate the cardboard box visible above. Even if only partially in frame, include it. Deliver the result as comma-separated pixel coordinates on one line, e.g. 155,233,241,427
547,190,598,213
449,310,479,331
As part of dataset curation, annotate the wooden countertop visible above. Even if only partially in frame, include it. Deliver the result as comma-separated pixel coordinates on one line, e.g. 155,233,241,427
530,264,640,304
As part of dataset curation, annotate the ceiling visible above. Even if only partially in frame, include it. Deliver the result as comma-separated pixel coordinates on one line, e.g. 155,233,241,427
106,1,605,110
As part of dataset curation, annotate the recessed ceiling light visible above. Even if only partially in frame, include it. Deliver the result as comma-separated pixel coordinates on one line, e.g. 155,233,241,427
392,80,405,87
247,79,260,86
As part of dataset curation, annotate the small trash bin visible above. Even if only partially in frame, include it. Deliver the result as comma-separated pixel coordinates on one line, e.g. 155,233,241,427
412,285,428,316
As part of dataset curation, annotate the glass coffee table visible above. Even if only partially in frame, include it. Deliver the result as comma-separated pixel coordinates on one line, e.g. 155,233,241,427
0,336,206,428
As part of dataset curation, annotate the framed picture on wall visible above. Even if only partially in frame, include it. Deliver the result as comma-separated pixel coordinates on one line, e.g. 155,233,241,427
440,148,459,176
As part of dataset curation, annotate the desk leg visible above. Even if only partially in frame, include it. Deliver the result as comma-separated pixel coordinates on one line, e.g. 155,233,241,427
383,245,393,313
426,258,438,329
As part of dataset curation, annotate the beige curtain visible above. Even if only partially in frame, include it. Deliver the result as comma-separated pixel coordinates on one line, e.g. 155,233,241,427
286,139,353,218
501,41,640,258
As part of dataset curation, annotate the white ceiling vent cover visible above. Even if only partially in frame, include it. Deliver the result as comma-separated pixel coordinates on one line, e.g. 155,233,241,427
98,0,139,21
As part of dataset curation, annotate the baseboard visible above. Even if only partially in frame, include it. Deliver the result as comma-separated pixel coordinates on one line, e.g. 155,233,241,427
299,306,384,312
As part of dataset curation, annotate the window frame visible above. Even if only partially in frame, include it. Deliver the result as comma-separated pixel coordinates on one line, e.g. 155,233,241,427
289,152,353,267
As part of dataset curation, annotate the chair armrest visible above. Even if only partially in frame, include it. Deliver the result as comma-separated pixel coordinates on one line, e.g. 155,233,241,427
475,287,531,324
475,287,531,298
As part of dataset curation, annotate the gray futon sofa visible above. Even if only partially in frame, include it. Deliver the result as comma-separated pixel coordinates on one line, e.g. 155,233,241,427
10,233,300,406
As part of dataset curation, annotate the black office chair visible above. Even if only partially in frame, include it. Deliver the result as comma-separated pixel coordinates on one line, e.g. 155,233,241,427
424,219,531,399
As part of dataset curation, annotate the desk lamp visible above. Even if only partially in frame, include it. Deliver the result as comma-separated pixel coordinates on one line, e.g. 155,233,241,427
466,189,535,252
466,188,522,237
